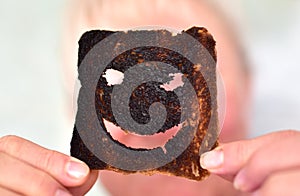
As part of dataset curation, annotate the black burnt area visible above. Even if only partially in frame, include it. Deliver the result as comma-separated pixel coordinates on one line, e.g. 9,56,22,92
184,27,217,61
102,46,194,74
71,126,108,168
129,81,180,126
77,30,115,67
95,46,198,133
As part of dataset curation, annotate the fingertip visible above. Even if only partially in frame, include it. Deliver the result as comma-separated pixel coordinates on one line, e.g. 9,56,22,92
68,169,100,196
65,157,90,182
200,147,224,172
234,168,257,192
233,171,245,191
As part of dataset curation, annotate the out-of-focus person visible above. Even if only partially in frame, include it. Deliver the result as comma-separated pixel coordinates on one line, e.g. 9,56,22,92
62,0,245,195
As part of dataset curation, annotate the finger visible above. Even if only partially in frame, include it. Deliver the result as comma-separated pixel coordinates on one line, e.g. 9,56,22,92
233,131,300,192
0,135,89,187
200,139,266,176
0,151,71,196
69,170,99,196
0,186,20,196
200,131,291,177
252,168,300,196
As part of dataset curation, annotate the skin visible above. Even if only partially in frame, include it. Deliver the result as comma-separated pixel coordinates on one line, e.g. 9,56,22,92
201,130,300,196
0,135,98,196
1,0,299,195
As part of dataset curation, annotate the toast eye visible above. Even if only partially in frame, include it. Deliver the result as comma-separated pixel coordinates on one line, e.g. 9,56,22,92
102,69,124,86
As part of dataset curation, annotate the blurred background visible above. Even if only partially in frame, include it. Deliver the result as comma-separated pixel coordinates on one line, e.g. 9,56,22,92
0,0,300,195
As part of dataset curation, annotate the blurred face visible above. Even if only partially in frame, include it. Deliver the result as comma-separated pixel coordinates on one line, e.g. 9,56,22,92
64,0,251,195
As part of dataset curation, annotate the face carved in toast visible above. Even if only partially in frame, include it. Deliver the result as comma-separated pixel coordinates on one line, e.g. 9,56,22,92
102,69,185,152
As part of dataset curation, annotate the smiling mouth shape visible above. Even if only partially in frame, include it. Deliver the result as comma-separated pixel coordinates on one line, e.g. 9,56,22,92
103,118,182,151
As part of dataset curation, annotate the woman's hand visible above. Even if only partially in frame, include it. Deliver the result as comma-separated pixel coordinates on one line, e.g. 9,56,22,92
0,135,98,196
200,130,300,196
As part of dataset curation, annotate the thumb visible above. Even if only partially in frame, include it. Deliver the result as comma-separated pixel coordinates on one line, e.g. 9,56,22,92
199,132,279,181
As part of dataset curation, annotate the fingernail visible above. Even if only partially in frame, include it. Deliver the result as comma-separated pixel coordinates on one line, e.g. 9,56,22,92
66,157,89,179
200,147,224,170
55,189,72,196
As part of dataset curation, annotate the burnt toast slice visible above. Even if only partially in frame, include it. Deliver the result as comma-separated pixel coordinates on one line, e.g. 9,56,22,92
71,27,218,181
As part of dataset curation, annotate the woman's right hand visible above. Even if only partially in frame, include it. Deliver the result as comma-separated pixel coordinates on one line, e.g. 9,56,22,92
0,135,98,196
